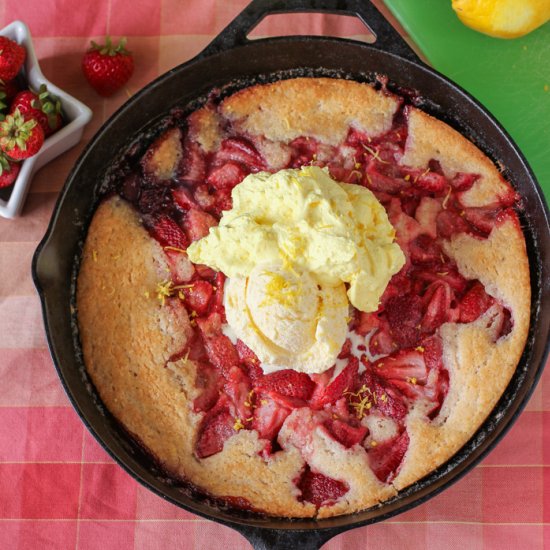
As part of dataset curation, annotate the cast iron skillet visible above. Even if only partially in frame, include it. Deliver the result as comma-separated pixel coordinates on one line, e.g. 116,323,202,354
32,0,550,548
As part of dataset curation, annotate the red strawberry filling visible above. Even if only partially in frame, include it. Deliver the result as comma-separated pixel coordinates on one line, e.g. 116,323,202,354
112,103,518,509
297,467,349,507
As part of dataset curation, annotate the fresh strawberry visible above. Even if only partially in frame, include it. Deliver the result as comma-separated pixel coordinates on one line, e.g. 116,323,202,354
257,369,315,402
11,84,63,136
314,357,359,407
151,215,188,250
367,430,409,482
297,467,349,507
82,36,134,97
194,401,236,458
181,280,213,315
182,208,217,243
322,418,368,448
0,79,19,105
0,108,44,160
0,37,26,81
0,151,20,188
459,281,495,323
207,161,248,190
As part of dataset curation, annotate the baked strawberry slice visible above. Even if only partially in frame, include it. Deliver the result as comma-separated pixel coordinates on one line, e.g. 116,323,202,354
181,280,214,315
179,141,206,185
462,205,501,236
256,370,316,402
183,208,217,243
360,369,408,422
451,172,479,192
364,159,408,194
195,400,236,459
202,334,239,377
367,430,410,483
193,362,222,413
235,340,263,382
421,281,452,333
385,294,423,349
289,136,319,166
151,215,188,250
252,397,291,441
322,418,368,448
459,281,495,323
436,209,470,239
409,234,443,266
207,161,248,190
374,349,428,387
297,467,349,507
214,137,265,171
172,187,198,210
224,366,252,421
354,311,380,337
314,357,359,407
413,170,447,193
196,314,239,377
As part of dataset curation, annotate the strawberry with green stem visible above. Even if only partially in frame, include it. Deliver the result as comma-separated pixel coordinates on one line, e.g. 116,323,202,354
11,84,63,136
82,36,134,97
0,108,44,160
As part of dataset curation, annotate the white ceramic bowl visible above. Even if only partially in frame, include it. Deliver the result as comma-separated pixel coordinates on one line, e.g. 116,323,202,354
0,20,92,218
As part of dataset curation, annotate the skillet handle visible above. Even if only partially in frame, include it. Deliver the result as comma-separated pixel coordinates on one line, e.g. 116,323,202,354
235,525,345,550
199,0,422,64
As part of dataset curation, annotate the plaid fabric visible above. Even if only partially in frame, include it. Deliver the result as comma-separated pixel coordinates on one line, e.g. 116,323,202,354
0,1,548,548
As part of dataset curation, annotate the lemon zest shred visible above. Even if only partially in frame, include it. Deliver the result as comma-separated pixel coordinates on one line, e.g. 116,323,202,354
233,418,245,431
163,246,187,254
362,144,388,164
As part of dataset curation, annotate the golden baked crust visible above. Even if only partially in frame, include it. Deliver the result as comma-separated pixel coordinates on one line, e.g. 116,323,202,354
78,196,315,517
220,77,400,145
77,77,531,518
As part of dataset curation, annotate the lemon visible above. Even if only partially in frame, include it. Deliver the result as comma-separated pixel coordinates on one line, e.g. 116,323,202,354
452,0,550,38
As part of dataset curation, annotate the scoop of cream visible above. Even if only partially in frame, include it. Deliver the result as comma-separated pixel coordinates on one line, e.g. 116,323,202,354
187,165,405,312
224,265,348,373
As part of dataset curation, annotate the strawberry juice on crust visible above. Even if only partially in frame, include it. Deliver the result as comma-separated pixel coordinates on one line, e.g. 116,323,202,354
76,77,530,518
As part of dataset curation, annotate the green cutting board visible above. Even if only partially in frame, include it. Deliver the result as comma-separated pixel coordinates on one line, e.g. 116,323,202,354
384,0,550,202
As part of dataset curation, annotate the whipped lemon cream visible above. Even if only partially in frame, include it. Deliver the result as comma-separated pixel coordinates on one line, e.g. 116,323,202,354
188,166,404,374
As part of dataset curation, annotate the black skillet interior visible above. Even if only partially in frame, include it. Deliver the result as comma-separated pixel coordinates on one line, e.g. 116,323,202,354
32,0,550,549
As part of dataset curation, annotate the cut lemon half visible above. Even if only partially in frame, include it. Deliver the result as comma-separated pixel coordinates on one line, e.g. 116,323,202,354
452,0,550,38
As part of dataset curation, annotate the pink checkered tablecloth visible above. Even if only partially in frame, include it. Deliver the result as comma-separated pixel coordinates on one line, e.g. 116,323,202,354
0,1,548,548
